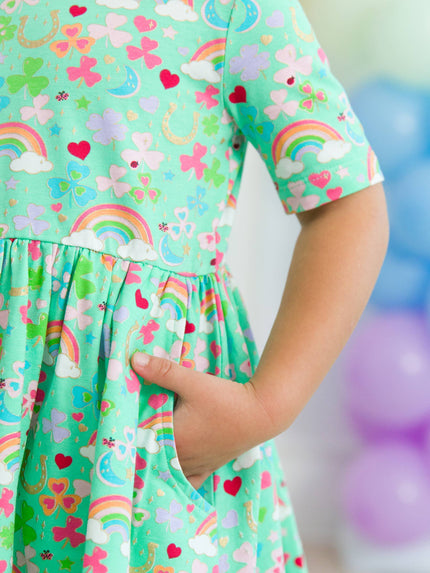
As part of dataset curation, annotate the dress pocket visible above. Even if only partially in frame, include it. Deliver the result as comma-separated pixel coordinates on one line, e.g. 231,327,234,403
161,391,217,517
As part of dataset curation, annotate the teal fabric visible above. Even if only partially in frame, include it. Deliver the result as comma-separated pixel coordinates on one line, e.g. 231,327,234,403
0,0,384,571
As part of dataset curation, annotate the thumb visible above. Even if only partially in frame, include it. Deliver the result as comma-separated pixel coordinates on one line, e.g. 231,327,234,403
131,350,194,396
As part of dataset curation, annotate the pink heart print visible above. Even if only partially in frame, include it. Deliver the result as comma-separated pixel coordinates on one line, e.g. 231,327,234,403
308,170,331,189
148,393,168,409
327,187,343,201
134,16,157,33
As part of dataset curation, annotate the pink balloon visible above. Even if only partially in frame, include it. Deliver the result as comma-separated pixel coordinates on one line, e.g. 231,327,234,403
341,441,430,545
343,311,430,431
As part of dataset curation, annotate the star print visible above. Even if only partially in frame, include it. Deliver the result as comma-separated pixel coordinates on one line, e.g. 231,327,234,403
85,333,96,344
336,166,350,179
49,123,62,136
319,67,328,79
164,170,175,181
158,470,171,482
183,242,190,255
357,173,366,183
76,95,91,110
162,25,178,40
125,467,133,480
4,176,18,190
59,556,75,570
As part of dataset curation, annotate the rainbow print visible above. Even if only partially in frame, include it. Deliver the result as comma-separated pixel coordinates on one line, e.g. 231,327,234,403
71,204,153,247
140,411,175,449
190,37,226,75
45,320,79,365
195,511,218,544
156,277,189,321
226,192,237,210
200,285,223,323
272,119,344,165
88,495,132,542
367,145,379,182
0,431,20,476
0,122,47,160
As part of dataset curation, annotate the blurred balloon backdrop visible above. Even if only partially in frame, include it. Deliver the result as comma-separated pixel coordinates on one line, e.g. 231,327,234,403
301,0,430,564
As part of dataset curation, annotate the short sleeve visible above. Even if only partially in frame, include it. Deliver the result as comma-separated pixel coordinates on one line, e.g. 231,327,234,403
222,0,385,215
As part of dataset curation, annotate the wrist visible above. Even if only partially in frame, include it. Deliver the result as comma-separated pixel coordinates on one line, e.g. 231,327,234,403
243,380,286,442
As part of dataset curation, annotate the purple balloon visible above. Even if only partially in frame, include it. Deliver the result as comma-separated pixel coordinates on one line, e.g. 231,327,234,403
342,311,430,432
341,441,430,545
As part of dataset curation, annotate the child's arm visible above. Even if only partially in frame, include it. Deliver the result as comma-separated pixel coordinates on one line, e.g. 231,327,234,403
247,181,389,435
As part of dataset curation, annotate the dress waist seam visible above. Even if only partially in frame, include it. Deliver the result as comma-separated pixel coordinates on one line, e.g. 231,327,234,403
0,235,232,280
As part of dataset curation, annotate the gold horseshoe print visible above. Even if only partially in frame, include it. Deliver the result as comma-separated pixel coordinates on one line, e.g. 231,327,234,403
128,542,159,572
289,6,314,42
244,500,258,532
125,321,140,368
18,10,60,49
161,102,200,145
20,449,48,494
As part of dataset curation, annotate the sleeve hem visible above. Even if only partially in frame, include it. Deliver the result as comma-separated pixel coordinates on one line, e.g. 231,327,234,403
276,159,385,216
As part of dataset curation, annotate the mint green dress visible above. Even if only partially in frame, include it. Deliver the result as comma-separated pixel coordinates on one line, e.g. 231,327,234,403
0,0,384,571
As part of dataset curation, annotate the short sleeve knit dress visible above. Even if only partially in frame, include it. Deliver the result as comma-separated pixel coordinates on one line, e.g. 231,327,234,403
0,0,384,571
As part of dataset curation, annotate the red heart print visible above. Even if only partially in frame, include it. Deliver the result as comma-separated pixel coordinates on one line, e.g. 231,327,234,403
136,453,147,470
295,556,304,568
185,321,195,334
51,203,62,212
68,141,90,160
134,16,157,33
229,85,247,104
167,543,182,558
160,69,179,89
308,170,331,189
55,454,72,470
148,393,168,410
70,5,87,17
135,289,149,309
327,187,342,201
223,476,242,496
72,412,84,422
210,340,221,358
134,475,144,489
69,4,87,18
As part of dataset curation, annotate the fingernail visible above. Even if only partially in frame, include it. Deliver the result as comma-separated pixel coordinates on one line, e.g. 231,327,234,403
133,351,150,367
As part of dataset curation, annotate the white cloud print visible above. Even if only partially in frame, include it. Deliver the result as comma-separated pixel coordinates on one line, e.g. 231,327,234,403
189,533,217,557
117,239,158,262
10,151,53,174
275,156,304,180
61,229,104,252
55,354,81,379
96,0,139,9
317,139,352,163
155,0,198,22
181,60,221,83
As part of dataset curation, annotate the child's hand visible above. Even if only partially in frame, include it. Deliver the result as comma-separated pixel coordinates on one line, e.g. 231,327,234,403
131,351,277,491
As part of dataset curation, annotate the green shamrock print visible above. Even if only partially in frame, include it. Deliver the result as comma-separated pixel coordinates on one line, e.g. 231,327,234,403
0,16,17,48
6,57,49,98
